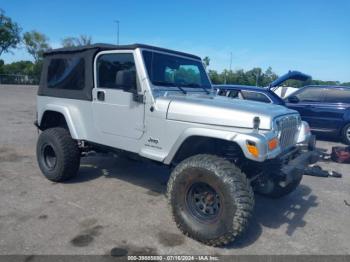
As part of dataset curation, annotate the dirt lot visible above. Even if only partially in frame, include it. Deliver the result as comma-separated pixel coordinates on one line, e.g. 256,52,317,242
0,85,349,256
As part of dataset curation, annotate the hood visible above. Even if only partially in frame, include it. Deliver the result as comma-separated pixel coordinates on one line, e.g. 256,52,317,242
165,95,298,130
269,71,311,90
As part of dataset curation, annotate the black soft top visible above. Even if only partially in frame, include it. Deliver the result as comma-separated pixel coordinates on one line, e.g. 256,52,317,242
43,43,201,60
39,43,201,101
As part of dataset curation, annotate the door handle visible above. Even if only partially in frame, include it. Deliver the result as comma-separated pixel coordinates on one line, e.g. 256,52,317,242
97,91,105,101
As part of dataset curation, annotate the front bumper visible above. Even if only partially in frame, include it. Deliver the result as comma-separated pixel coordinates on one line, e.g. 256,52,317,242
279,148,319,187
260,134,318,187
297,133,316,151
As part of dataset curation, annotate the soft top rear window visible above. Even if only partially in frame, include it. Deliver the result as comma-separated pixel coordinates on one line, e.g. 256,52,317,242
47,57,85,90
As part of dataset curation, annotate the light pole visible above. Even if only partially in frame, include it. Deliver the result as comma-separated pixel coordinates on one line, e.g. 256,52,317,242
225,52,232,84
255,70,260,86
114,20,120,45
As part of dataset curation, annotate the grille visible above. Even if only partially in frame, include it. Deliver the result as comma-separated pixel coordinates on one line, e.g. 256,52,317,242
275,115,301,150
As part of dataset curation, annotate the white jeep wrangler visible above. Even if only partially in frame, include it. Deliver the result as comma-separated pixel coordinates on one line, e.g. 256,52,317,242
35,43,317,246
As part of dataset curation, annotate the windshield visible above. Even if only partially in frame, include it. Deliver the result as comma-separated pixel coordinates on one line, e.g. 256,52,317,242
142,50,211,91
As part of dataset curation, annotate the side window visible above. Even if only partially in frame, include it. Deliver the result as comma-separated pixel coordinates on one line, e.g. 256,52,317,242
241,91,271,103
47,58,85,90
324,88,350,103
97,53,136,91
217,89,228,96
228,90,240,98
295,87,324,102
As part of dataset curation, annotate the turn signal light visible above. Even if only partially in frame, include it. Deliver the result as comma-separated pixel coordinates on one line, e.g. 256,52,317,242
268,138,279,151
246,141,259,158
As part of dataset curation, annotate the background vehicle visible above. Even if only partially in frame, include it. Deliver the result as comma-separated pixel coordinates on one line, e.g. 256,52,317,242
215,71,311,104
215,84,286,105
35,44,317,246
286,85,350,144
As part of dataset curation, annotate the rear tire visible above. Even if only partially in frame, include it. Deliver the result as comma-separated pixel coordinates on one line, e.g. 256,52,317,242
341,123,350,145
167,154,254,246
36,127,80,182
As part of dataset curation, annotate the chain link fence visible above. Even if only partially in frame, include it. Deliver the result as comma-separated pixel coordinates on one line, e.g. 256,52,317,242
0,74,39,85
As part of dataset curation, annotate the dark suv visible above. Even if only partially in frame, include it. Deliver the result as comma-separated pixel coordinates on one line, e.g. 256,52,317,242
286,85,350,144
215,71,310,106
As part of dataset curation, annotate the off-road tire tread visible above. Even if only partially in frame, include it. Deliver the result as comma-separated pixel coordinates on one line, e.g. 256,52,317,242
167,154,254,247
37,127,80,182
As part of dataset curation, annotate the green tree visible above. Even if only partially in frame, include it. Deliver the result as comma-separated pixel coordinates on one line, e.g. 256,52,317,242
23,31,50,62
61,35,93,47
0,59,4,73
260,67,278,86
284,79,309,88
206,66,348,88
208,70,223,84
61,37,76,48
246,68,262,86
232,69,247,85
203,56,210,69
0,9,21,56
1,60,35,75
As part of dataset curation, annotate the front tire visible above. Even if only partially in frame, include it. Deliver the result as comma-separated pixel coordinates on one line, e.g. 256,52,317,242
36,127,80,182
167,154,254,246
341,123,350,145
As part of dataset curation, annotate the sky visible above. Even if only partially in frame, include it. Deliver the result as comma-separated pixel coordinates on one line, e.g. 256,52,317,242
1,0,350,82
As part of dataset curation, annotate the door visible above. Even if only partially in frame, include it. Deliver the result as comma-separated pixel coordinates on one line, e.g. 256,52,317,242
92,51,145,139
286,87,326,130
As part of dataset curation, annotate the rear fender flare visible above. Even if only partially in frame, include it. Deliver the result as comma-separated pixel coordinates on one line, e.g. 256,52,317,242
38,104,79,139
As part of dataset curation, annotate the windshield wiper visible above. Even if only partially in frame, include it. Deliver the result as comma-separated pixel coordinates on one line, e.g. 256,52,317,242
183,83,211,94
152,81,187,94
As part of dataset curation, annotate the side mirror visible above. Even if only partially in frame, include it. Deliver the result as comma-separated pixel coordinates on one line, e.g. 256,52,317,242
287,95,299,103
116,69,144,103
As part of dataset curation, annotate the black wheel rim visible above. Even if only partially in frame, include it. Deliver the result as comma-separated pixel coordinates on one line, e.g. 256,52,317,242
42,144,57,170
186,182,222,222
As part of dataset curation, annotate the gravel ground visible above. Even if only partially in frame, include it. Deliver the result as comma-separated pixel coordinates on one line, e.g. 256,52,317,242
0,85,349,256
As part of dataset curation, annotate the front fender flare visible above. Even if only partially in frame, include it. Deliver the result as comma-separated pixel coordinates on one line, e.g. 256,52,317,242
163,127,271,164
